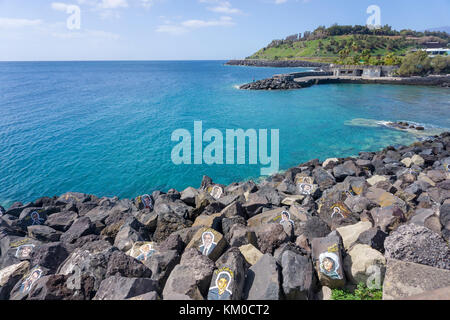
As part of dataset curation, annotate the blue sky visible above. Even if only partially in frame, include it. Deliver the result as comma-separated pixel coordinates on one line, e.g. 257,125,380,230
0,0,449,60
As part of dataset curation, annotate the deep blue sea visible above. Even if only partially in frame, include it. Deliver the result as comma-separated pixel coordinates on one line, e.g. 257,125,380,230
0,61,449,207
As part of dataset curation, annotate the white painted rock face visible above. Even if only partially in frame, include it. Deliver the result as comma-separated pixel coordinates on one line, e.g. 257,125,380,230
343,244,386,285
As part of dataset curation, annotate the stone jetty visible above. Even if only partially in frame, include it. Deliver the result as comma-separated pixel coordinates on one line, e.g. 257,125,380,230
1,133,450,300
240,74,450,90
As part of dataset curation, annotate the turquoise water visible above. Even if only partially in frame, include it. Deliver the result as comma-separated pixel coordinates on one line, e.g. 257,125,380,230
0,61,449,207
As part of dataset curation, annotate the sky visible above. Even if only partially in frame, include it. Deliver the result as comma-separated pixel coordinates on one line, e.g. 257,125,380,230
0,0,449,61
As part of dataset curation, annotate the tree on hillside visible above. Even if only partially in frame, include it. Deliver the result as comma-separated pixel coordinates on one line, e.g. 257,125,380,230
397,51,431,76
431,55,450,74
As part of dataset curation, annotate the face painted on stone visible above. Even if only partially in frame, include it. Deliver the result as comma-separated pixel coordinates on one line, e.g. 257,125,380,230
21,268,43,293
302,184,312,194
331,207,343,218
141,195,153,209
319,252,341,280
210,186,223,200
322,257,335,272
200,232,217,256
217,277,229,294
203,233,213,246
30,211,44,225
30,270,40,281
16,244,35,259
445,163,450,172
208,271,232,300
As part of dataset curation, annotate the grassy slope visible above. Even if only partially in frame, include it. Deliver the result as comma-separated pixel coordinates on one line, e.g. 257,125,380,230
248,35,416,62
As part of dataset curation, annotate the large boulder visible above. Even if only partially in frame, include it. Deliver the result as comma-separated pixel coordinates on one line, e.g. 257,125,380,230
336,221,372,250
185,228,227,262
0,236,41,269
45,210,78,232
0,261,30,299
254,223,290,254
94,275,159,300
162,248,215,300
145,250,180,289
153,211,192,242
207,248,247,300
365,188,406,211
301,216,331,240
384,224,450,270
9,266,48,300
312,167,336,191
243,254,281,300
383,259,450,300
60,217,95,244
27,225,62,242
343,244,386,285
114,225,143,252
30,242,69,273
333,160,359,182
370,206,406,233
227,224,257,248
105,251,152,278
311,231,346,289
281,250,315,300
27,274,77,300
57,240,116,296
355,227,388,253
239,244,263,266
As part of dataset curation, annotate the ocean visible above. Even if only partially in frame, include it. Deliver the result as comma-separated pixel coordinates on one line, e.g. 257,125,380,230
0,60,449,207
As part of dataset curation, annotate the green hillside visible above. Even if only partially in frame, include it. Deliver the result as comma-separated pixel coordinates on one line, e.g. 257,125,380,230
247,25,450,65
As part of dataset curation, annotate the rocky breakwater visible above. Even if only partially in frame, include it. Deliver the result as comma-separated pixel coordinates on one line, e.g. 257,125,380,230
240,77,305,90
1,133,450,300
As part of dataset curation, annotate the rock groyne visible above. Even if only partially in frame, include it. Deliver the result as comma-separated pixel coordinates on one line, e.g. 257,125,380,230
240,74,450,90
1,133,450,300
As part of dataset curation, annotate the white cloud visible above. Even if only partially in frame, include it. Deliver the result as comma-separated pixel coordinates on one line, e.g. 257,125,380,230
0,18,42,29
98,0,128,9
207,1,242,14
157,16,235,35
139,0,155,9
51,2,72,12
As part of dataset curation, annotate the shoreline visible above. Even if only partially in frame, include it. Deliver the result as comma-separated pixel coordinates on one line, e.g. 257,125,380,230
1,132,449,300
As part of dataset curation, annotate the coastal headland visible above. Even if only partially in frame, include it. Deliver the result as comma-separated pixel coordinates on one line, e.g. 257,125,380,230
1,131,449,300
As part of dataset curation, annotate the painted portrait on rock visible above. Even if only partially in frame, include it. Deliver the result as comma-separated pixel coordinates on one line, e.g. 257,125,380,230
199,231,217,256
319,252,342,280
207,269,233,300
19,267,43,293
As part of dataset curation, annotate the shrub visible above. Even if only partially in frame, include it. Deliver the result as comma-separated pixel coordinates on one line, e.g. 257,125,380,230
431,55,450,74
331,283,383,300
397,51,432,76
